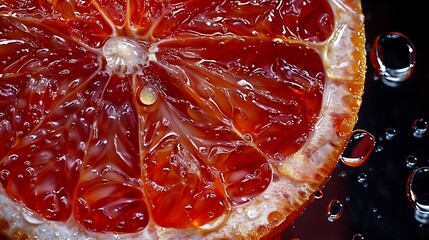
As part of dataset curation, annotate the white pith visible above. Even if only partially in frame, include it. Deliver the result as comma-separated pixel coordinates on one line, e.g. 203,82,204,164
102,37,148,75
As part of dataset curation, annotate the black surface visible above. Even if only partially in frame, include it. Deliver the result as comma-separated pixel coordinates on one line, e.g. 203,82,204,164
282,0,429,239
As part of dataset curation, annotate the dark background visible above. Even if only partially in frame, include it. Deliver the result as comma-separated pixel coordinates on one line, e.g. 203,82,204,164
282,0,429,239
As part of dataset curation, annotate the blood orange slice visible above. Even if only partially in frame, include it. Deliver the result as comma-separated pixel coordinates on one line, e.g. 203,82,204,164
0,0,366,239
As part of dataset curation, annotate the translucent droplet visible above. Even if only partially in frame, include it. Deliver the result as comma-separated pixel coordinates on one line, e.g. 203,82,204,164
338,171,347,178
406,155,418,168
385,128,397,140
0,169,10,181
340,130,375,167
412,118,428,138
139,85,158,106
326,199,344,222
357,172,367,183
352,233,365,240
406,167,429,224
184,204,192,211
116,221,125,229
374,145,384,153
314,189,324,199
370,32,416,87
246,209,260,219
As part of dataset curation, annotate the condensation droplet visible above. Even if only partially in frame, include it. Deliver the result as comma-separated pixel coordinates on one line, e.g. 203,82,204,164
314,189,324,199
374,145,384,153
406,155,418,168
406,167,429,224
352,233,365,240
412,118,428,138
247,209,260,219
184,204,192,211
0,169,10,181
340,130,375,167
326,199,344,222
25,167,35,177
385,127,397,140
243,133,253,142
357,172,367,183
162,118,171,128
370,32,416,87
139,85,158,106
338,171,347,178
116,221,125,229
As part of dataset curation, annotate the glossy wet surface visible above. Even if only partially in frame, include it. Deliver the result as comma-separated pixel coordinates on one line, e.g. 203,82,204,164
282,0,429,239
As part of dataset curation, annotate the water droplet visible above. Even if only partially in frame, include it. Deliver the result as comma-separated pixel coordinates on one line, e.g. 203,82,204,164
25,167,35,177
370,32,416,87
412,118,428,138
116,221,125,229
243,133,253,142
406,155,418,168
374,145,384,153
406,167,429,224
326,199,344,222
139,85,158,106
162,118,171,128
247,209,260,219
338,171,347,178
340,130,375,167
314,189,324,199
184,204,192,211
357,172,367,183
0,169,10,181
59,69,70,76
385,128,397,140
352,233,365,240
9,154,18,161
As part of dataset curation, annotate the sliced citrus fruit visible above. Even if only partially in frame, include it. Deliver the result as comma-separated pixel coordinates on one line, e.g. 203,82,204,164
0,0,366,239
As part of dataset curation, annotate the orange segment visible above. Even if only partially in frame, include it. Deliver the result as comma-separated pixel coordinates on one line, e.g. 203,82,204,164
0,0,366,239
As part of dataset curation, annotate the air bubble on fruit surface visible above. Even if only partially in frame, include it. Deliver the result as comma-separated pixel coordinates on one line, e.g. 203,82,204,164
412,118,428,138
370,32,416,87
357,172,367,183
340,130,375,167
352,233,365,240
406,167,429,224
326,199,343,222
139,85,158,106
385,128,397,140
406,155,418,168
22,208,44,225
102,37,147,75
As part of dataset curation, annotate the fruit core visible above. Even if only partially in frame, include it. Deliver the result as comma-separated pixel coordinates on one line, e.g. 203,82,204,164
102,37,148,75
